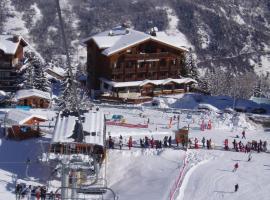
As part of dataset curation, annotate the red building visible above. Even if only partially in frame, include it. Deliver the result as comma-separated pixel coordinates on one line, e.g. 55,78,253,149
83,26,196,102
0,34,28,92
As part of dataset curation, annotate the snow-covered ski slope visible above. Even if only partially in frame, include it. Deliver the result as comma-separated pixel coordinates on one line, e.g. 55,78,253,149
177,150,270,200
0,92,269,199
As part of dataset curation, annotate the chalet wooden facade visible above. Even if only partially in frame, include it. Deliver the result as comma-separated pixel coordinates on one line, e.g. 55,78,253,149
5,110,47,140
0,35,28,92
14,89,51,108
83,26,196,101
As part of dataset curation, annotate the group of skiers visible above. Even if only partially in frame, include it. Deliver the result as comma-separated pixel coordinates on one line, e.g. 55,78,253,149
230,139,268,153
189,137,213,149
15,183,55,200
139,136,172,149
108,135,174,150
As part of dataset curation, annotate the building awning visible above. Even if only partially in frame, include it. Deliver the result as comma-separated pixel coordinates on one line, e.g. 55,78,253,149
100,77,197,88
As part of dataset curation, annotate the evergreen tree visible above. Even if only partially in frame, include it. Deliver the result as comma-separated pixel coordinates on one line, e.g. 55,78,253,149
253,81,262,97
58,76,91,111
184,49,199,80
23,51,50,92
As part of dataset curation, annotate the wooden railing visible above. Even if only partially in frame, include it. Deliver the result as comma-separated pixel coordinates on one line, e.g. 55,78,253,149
124,52,174,60
159,66,169,71
112,68,124,75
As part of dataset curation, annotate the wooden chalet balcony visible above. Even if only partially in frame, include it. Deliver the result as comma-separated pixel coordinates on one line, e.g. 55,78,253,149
112,67,124,75
159,66,169,71
137,67,147,72
0,76,18,81
124,52,174,61
124,67,136,73
124,76,136,81
148,66,158,72
0,62,11,68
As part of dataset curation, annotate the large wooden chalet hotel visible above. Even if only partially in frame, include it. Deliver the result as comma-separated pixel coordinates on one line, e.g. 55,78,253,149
83,26,196,103
0,34,27,92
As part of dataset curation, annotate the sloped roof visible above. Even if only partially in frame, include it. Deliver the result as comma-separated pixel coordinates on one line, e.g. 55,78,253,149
100,77,197,88
0,35,27,55
14,89,51,101
6,109,47,125
83,27,188,56
51,111,105,146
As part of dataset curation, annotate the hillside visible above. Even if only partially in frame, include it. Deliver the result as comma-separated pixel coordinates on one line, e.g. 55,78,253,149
0,0,269,75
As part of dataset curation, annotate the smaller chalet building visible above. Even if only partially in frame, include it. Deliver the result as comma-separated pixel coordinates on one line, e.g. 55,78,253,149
50,110,106,161
14,89,51,108
0,34,28,92
5,109,47,140
83,26,196,101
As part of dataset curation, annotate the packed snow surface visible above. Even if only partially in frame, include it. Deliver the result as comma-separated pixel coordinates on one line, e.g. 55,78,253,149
0,92,269,199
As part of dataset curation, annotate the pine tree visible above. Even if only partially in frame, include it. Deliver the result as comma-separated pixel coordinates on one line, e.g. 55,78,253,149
58,76,91,111
185,50,199,81
23,51,50,92
253,81,262,97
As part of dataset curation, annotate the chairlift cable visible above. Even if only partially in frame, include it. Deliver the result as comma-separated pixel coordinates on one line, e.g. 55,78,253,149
55,0,84,140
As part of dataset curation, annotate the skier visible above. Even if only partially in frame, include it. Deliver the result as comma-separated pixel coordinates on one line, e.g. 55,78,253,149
108,136,114,149
224,139,229,150
35,186,41,200
168,136,172,147
242,130,246,139
202,137,205,148
48,191,54,200
233,162,239,172
234,184,239,192
119,135,123,150
194,138,199,149
150,136,154,148
232,139,237,149
15,183,21,200
128,136,132,150
247,152,252,162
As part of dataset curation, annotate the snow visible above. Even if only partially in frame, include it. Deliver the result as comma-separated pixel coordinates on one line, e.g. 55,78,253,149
0,92,270,199
3,0,29,36
30,3,42,25
0,35,27,55
51,111,105,146
100,78,196,88
83,27,188,56
14,89,51,101
5,109,47,125
46,66,66,77
105,149,186,200
254,55,270,76
177,150,270,200
164,7,192,49
197,26,210,49
232,14,245,25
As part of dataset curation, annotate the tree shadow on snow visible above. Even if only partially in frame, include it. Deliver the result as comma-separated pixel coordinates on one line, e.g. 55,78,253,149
232,159,244,162
214,190,234,194
217,169,233,173
0,137,52,193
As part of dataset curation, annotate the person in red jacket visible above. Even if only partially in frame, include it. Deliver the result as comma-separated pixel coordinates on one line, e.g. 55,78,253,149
36,186,41,200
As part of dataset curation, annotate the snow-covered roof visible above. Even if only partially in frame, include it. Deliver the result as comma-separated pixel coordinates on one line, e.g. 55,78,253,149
51,111,105,146
14,89,51,101
0,34,27,55
46,66,66,77
6,109,47,125
100,77,197,88
83,26,188,56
